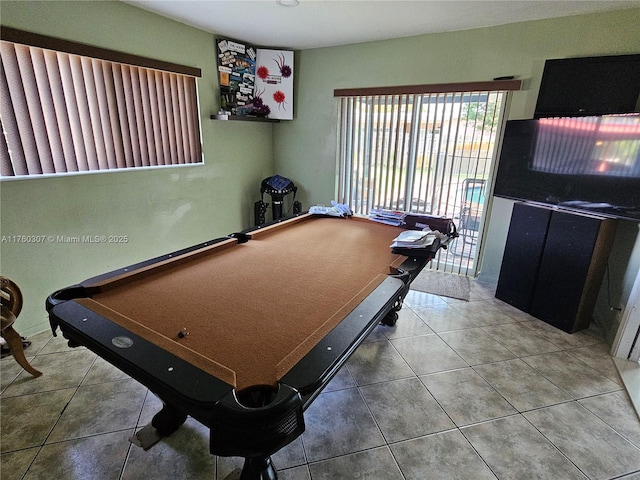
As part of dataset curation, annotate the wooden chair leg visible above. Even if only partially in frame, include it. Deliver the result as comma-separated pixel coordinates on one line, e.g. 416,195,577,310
2,326,42,377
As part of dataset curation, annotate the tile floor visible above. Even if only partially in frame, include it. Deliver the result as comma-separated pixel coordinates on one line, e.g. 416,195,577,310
2,280,640,480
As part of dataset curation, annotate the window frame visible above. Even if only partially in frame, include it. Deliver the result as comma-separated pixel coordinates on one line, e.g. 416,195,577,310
0,26,203,180
334,80,521,276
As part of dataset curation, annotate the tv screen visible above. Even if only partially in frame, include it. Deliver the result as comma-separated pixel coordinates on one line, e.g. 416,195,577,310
493,114,640,222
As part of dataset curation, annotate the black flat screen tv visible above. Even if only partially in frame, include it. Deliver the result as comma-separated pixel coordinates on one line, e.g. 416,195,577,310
534,54,640,118
493,114,640,222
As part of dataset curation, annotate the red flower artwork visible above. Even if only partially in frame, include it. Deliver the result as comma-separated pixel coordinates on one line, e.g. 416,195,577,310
273,90,287,110
257,66,269,80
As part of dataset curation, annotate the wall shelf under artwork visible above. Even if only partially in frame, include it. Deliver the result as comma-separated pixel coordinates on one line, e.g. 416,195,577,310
210,114,280,123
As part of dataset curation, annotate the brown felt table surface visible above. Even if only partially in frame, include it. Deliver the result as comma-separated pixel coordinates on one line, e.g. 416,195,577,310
78,214,407,391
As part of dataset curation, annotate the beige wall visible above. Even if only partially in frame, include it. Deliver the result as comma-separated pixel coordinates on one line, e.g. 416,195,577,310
1,1,276,335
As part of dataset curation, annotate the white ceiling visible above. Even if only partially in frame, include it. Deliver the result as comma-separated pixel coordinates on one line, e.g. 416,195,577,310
124,0,640,50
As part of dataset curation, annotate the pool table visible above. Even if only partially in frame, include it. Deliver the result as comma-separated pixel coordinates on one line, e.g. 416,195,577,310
47,213,450,479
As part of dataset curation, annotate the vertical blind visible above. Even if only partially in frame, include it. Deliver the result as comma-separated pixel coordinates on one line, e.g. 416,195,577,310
335,81,520,275
0,38,202,177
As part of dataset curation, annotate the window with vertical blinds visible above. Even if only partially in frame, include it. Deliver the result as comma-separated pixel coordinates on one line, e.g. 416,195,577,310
334,80,520,275
0,28,203,178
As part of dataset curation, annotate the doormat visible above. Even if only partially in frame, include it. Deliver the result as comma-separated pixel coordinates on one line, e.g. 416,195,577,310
410,270,471,301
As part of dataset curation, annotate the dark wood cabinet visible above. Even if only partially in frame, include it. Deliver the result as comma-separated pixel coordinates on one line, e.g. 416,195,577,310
496,203,617,333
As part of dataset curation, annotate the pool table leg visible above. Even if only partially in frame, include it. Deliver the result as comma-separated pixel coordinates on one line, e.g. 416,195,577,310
381,309,399,326
239,456,277,480
381,272,413,327
151,402,188,436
